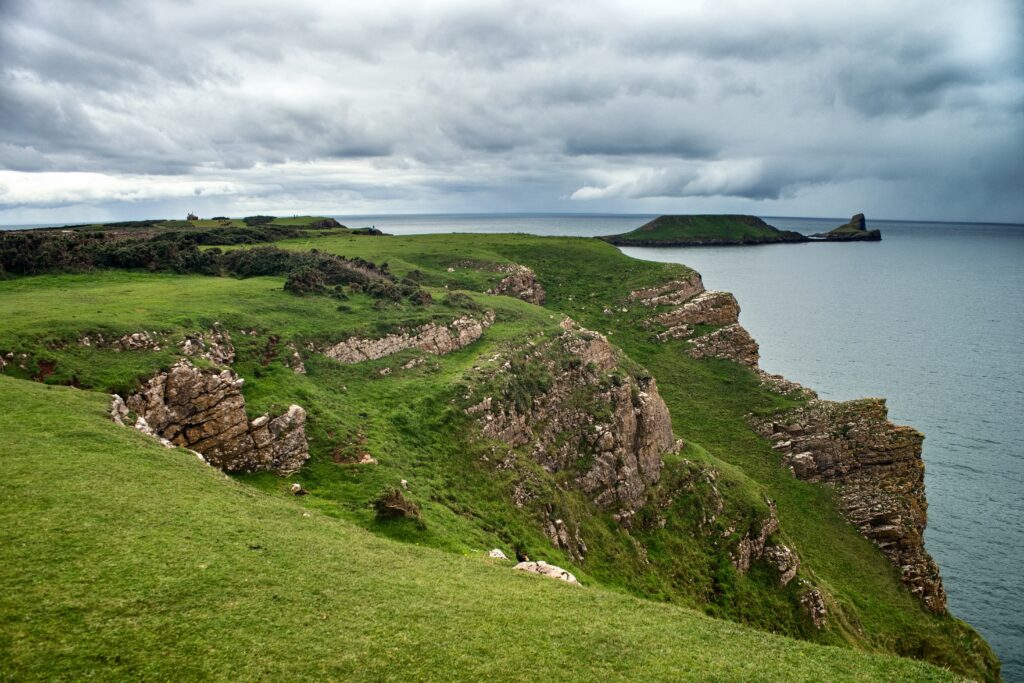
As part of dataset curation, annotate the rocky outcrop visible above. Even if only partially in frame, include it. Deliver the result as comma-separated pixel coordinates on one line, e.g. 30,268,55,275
487,264,546,305
687,323,759,366
657,291,740,327
469,329,676,516
753,399,946,613
545,513,589,562
76,326,236,366
78,331,164,352
730,500,800,587
812,213,882,241
513,560,579,584
630,273,705,307
322,312,494,364
118,360,308,474
180,326,235,365
799,582,828,628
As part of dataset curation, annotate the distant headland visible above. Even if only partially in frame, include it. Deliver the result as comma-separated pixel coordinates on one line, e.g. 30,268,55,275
600,213,880,246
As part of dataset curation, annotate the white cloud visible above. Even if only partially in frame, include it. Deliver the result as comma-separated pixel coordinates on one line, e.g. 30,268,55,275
0,0,1020,222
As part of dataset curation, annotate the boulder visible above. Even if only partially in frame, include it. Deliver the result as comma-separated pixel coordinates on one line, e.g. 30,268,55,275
513,560,578,584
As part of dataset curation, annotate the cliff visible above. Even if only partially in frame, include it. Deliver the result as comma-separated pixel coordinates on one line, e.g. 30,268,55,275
632,272,946,614
753,399,945,612
467,325,676,517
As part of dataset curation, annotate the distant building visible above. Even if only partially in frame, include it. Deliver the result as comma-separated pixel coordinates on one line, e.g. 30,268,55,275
187,212,199,221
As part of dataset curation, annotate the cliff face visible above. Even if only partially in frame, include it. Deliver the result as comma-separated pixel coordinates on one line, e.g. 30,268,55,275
637,274,946,613
468,327,676,516
115,360,309,474
752,399,946,612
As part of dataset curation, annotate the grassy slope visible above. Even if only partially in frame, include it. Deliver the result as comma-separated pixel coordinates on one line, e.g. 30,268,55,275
264,233,998,679
603,215,799,244
0,376,954,681
0,232,998,680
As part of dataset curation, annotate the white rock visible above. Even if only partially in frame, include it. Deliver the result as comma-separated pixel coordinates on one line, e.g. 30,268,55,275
513,560,578,584
487,548,508,560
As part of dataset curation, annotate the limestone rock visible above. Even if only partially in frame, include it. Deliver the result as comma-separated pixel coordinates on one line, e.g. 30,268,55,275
655,324,693,341
630,273,705,307
657,291,740,327
487,264,546,305
799,582,828,628
122,360,308,475
732,500,782,572
688,323,759,366
753,399,947,613
322,312,494,364
763,545,800,586
513,560,579,584
487,549,508,560
180,325,235,365
471,329,675,517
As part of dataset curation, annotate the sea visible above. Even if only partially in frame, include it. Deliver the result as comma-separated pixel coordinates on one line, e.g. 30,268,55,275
5,213,1022,678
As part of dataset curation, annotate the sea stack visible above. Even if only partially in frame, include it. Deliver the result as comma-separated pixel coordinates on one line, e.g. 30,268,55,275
812,213,882,241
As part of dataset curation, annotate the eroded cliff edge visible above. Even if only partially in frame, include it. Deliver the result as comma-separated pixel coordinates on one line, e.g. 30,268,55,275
631,272,947,613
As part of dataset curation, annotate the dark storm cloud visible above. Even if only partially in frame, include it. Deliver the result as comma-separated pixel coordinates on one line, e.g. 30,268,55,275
0,0,1021,222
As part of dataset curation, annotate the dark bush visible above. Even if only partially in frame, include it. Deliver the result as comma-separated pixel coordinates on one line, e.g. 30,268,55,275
242,215,276,226
373,487,421,520
284,267,328,295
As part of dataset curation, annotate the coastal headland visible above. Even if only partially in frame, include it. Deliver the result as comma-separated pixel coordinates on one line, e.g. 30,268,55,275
602,213,881,246
0,216,996,681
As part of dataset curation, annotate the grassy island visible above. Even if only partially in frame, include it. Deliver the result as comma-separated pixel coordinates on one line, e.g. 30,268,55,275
0,217,996,681
601,214,809,246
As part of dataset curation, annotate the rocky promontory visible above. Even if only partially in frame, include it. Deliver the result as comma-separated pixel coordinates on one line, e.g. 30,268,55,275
811,213,882,241
636,272,945,613
753,399,945,612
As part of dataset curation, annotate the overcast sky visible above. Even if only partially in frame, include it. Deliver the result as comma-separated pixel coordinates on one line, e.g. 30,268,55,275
1,0,1021,224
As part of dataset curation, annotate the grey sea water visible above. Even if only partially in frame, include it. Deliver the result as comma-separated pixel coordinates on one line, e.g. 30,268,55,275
326,213,1023,679
6,212,1021,677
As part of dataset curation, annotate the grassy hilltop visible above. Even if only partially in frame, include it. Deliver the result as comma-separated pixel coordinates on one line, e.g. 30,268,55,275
0,218,998,680
601,215,809,246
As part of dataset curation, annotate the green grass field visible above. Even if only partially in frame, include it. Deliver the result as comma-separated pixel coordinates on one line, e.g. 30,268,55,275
0,376,958,682
0,231,999,680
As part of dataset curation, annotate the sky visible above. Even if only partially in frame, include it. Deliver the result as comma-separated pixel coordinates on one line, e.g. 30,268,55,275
1,0,1022,225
